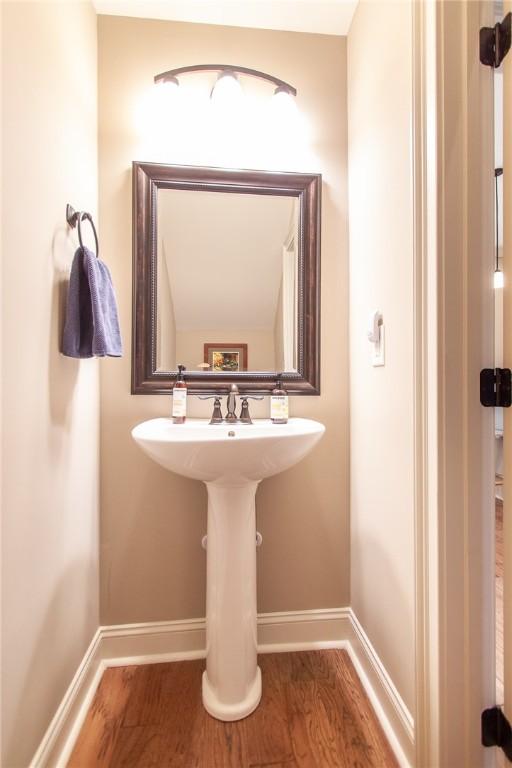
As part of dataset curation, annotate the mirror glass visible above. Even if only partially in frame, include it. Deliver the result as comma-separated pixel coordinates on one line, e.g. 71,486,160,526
156,188,299,375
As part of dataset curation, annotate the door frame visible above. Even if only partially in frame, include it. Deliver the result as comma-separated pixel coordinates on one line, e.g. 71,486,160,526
412,1,496,765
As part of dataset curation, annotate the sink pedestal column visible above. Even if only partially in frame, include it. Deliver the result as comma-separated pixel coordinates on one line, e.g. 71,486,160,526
202,481,262,721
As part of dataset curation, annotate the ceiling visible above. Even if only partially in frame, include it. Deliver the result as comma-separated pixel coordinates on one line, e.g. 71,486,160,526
92,0,358,36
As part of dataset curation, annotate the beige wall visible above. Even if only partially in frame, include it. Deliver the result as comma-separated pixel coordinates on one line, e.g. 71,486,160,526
347,1,415,714
98,16,349,623
1,3,99,765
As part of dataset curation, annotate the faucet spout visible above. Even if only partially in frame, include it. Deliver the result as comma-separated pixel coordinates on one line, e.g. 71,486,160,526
225,384,239,423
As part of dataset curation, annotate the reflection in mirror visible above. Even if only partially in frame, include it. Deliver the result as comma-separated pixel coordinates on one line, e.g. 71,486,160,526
156,189,299,374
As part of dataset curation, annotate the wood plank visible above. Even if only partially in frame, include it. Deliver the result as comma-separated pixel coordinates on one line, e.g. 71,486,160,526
183,716,249,768
122,663,171,727
251,763,298,768
105,726,163,767
316,669,363,767
496,499,504,703
286,678,342,768
67,666,137,767
244,654,294,766
278,649,335,683
118,659,205,768
334,650,398,767
152,660,205,767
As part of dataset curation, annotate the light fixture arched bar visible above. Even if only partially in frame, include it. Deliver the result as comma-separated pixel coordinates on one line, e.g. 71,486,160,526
154,64,297,96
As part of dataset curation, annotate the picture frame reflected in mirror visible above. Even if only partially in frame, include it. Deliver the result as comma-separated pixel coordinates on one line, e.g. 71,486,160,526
204,343,248,372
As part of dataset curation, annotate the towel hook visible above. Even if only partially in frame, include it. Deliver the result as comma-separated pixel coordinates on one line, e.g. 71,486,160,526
66,204,99,258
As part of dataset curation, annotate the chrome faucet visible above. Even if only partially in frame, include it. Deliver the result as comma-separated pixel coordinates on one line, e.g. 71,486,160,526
225,384,239,423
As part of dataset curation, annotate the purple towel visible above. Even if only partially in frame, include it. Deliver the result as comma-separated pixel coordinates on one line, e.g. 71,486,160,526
62,246,122,358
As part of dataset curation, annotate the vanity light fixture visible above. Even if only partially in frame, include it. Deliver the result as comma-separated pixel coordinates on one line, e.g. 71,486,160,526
154,64,297,104
495,167,504,289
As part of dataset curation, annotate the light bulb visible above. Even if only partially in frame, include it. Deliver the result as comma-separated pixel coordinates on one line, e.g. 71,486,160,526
156,76,179,95
151,76,181,127
271,86,298,122
494,269,504,289
210,71,243,108
154,77,180,114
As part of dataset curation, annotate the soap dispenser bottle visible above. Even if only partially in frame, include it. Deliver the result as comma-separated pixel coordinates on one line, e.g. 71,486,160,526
270,375,288,424
172,365,187,424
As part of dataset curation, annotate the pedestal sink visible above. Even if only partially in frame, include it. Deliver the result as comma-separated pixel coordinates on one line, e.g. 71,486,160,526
131,417,325,721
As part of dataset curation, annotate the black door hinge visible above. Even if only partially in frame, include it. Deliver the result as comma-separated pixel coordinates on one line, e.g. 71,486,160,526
480,368,512,407
480,13,511,68
482,707,512,759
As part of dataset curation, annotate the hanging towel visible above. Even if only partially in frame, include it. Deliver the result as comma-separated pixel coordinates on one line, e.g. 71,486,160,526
62,246,122,358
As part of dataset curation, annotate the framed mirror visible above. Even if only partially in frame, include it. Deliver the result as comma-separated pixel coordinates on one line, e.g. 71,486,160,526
132,162,321,394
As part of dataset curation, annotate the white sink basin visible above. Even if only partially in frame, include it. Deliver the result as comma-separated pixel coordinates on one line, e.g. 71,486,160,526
131,417,325,485
131,416,325,722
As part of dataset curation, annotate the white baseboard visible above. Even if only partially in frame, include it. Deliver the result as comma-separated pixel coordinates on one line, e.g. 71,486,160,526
29,630,104,768
347,609,415,768
32,607,414,768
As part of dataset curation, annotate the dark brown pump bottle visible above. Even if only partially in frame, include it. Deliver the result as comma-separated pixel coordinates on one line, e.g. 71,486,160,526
172,365,187,424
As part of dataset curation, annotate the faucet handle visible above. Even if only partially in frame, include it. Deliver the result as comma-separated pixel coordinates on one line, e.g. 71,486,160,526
239,395,264,424
198,395,224,424
209,397,223,424
239,397,252,424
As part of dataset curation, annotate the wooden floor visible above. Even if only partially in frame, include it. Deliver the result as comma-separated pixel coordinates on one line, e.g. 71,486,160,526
496,498,504,704
68,650,398,768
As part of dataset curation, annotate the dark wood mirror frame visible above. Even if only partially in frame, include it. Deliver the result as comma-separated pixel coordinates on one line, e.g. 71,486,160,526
132,162,321,395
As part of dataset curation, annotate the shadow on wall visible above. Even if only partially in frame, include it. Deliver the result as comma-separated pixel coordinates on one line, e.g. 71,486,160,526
4,559,98,768
350,529,414,713
102,437,208,624
255,441,348,613
49,227,81,422
49,227,81,431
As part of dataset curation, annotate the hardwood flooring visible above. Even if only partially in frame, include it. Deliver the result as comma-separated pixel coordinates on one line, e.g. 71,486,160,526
496,498,504,705
68,650,398,768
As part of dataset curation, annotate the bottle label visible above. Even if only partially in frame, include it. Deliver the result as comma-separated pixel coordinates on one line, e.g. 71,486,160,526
172,388,187,418
271,395,288,421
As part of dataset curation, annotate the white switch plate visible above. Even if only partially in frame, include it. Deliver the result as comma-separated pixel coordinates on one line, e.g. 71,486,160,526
372,325,385,367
